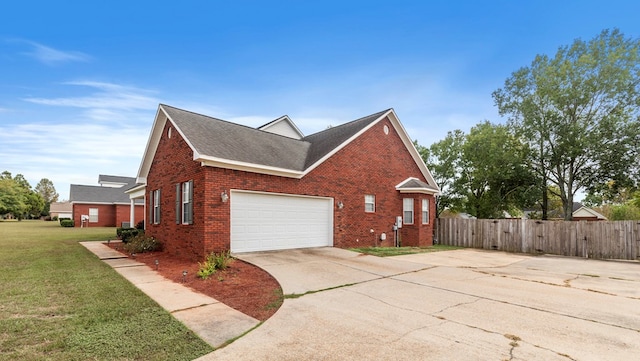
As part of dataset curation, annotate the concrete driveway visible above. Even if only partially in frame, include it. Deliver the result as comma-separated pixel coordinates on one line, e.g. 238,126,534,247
197,248,640,361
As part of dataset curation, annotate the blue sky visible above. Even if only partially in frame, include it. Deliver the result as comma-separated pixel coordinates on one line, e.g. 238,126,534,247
1,1,639,200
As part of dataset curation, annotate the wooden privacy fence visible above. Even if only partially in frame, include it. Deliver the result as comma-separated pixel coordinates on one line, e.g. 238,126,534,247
436,218,640,261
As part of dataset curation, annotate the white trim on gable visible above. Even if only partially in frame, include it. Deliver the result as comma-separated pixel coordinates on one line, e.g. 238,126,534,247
136,104,202,185
395,177,439,195
258,115,304,139
198,155,304,178
136,105,440,194
573,206,607,220
301,109,440,192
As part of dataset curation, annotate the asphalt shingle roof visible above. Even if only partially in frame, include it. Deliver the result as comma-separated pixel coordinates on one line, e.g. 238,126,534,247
98,175,135,184
161,104,390,172
397,178,439,191
70,176,143,204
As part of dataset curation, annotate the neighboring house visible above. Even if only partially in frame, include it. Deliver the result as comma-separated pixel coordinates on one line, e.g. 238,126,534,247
131,104,440,260
49,202,72,219
70,175,145,227
572,203,607,221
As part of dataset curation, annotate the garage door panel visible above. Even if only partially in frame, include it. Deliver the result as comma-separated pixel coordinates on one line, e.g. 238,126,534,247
231,191,333,253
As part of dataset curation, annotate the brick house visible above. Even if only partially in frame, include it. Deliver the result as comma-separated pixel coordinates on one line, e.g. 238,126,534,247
70,175,145,227
133,104,439,260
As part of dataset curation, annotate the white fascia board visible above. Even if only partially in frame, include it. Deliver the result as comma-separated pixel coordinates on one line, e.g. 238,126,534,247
70,201,119,206
136,106,166,181
386,109,441,193
125,186,146,199
198,155,304,178
137,105,202,181
395,177,420,188
396,188,439,195
259,115,304,139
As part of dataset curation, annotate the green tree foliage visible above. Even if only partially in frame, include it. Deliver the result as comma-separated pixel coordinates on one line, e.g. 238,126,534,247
421,122,537,219
0,178,26,217
35,178,59,204
493,29,640,220
415,132,465,217
0,171,46,219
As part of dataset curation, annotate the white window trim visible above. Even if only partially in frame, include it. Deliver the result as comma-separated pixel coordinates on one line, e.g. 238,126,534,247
364,194,375,213
403,198,414,225
89,208,98,223
153,189,160,224
422,199,429,224
182,181,191,225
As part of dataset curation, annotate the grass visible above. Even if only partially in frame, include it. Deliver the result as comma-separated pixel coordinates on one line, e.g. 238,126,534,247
350,244,463,257
0,220,213,361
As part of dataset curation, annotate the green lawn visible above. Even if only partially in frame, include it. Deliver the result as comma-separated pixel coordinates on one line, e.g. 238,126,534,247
0,220,213,361
350,245,463,257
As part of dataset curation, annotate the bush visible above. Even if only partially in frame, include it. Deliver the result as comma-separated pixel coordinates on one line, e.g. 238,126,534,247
60,219,74,227
52,216,58,221
197,251,233,280
135,220,145,230
122,234,162,254
118,228,144,243
59,217,71,224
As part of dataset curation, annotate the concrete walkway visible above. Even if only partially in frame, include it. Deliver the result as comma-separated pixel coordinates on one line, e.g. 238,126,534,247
80,241,260,349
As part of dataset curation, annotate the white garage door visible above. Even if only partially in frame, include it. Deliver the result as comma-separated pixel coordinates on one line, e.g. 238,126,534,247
231,191,333,253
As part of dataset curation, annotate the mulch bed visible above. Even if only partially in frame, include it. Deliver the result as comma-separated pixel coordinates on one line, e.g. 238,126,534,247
107,242,282,321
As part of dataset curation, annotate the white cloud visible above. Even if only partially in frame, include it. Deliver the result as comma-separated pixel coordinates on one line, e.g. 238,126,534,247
20,40,90,65
24,81,159,110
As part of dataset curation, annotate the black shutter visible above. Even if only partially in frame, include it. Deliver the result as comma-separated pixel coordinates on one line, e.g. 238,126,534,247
176,183,181,224
188,180,194,225
157,189,161,223
148,191,153,224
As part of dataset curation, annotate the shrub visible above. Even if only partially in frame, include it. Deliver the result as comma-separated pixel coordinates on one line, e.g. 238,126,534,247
59,217,71,224
52,216,58,221
123,234,162,254
135,220,145,230
197,251,234,280
60,219,74,227
120,228,144,243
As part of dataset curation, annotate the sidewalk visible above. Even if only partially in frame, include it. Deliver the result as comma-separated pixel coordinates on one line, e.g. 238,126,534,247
80,241,260,349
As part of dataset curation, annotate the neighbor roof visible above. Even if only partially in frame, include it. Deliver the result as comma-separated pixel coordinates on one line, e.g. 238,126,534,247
137,104,440,193
98,175,135,185
70,176,143,204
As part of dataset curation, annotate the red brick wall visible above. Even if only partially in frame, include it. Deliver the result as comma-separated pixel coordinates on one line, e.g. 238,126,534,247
147,116,435,260
72,203,144,227
146,120,206,261
115,204,145,227
72,203,115,227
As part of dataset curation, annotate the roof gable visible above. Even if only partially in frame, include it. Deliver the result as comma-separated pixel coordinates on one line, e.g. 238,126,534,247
98,175,136,188
573,206,607,220
136,104,440,192
258,115,304,139
396,177,439,194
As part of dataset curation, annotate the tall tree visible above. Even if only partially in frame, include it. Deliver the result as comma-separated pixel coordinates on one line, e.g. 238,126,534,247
421,123,536,219
13,174,31,190
0,178,26,217
35,178,59,204
493,29,640,220
456,121,537,218
415,131,465,217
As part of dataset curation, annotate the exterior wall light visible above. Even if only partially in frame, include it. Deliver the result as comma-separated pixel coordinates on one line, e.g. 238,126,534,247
221,190,229,203
337,201,344,209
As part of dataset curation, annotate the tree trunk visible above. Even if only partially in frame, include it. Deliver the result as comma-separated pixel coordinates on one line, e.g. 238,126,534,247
541,181,548,220
563,193,574,220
